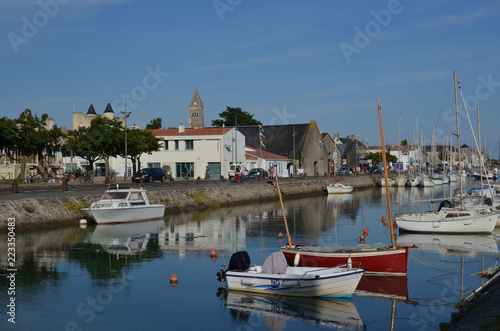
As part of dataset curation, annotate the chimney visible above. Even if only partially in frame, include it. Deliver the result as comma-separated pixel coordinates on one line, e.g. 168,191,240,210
179,123,185,133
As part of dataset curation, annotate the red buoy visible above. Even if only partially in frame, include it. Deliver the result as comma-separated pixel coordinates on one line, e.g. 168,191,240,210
210,249,217,257
170,274,178,284
278,232,283,238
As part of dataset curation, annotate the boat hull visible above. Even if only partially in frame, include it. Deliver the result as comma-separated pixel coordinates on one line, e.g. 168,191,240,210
395,213,497,234
327,184,353,194
281,246,409,276
225,266,364,298
83,205,165,224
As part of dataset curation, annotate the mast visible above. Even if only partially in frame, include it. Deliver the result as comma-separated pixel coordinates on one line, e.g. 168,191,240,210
378,100,396,248
454,71,463,207
478,105,484,196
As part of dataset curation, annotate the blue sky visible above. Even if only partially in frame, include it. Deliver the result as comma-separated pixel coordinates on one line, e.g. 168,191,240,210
1,0,500,158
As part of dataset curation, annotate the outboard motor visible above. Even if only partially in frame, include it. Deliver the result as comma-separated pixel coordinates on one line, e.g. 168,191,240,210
216,251,251,284
438,200,453,212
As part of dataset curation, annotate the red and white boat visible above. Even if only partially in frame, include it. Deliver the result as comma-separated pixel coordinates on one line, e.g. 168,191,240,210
281,244,409,275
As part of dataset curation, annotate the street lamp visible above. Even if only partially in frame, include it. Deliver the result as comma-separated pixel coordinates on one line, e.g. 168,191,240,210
121,110,132,182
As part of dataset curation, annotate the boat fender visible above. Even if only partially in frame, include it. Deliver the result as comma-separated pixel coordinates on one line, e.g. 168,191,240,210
347,256,352,268
293,253,300,267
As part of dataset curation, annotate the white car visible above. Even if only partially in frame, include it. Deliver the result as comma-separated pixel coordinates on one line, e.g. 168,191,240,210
228,164,246,179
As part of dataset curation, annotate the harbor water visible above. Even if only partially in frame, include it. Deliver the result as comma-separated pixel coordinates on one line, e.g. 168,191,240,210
1,179,499,330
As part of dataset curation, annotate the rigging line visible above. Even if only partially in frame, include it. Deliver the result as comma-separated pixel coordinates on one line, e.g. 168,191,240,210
436,74,453,130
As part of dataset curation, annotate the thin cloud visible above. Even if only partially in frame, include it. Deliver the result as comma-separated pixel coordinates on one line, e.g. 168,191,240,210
415,10,488,29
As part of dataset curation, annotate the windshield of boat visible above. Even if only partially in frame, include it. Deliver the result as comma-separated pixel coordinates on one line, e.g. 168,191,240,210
103,192,129,200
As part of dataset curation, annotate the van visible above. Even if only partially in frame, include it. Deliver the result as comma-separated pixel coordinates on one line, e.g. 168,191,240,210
228,164,246,179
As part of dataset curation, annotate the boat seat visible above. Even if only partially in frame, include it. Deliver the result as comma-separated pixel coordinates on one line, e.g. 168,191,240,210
262,252,288,274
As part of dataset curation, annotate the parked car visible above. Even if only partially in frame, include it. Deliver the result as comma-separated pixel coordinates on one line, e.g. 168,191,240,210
337,166,350,175
369,165,381,174
247,168,268,180
132,168,167,183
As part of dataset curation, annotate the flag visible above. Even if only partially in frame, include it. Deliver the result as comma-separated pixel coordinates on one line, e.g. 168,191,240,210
259,125,266,149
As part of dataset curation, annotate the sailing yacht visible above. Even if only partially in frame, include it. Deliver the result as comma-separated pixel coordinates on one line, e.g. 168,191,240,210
396,71,499,234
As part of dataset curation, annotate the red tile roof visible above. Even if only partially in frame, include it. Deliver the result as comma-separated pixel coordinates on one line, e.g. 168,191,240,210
152,127,231,136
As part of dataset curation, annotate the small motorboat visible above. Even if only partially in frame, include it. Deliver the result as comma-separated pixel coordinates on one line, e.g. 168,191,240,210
217,251,364,298
82,186,165,224
327,183,353,194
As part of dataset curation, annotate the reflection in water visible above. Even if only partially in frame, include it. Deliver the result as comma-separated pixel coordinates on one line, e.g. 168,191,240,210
86,220,165,256
397,233,499,257
220,290,365,331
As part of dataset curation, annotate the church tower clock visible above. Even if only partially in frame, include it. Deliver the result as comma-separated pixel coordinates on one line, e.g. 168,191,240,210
188,88,204,128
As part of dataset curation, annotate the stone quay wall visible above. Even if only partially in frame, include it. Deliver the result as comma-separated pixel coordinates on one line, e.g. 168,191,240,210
0,176,376,232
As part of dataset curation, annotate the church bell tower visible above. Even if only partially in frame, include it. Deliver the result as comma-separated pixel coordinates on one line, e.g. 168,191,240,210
188,88,204,128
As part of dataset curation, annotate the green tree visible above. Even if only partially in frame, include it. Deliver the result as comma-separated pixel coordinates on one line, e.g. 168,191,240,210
401,139,408,146
364,151,397,166
63,126,101,174
211,106,262,126
123,128,161,174
7,110,63,180
145,118,162,130
65,117,123,177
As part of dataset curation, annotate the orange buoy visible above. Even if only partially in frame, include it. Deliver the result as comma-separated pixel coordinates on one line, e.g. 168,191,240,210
278,232,283,238
363,227,368,234
210,249,217,257
382,216,386,222
170,274,178,284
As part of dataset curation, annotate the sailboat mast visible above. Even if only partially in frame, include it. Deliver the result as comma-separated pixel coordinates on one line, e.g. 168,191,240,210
378,101,396,248
478,105,484,196
454,71,463,207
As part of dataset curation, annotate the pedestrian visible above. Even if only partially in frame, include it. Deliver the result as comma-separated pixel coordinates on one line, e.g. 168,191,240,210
184,166,189,180
243,169,248,184
205,166,210,179
235,166,241,184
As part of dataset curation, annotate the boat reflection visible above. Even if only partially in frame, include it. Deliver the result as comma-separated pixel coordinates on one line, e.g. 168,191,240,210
219,290,365,330
85,220,165,256
397,233,499,257
355,275,416,304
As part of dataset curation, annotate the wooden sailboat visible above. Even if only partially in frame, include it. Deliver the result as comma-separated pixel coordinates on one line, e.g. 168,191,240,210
281,100,412,275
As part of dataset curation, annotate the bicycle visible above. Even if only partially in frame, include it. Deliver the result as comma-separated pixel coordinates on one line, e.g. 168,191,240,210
80,173,94,184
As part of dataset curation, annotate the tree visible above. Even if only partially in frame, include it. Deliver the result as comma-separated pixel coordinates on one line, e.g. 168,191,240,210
65,117,123,177
123,128,161,173
364,151,397,166
211,106,262,126
145,118,162,130
401,139,408,146
7,110,63,180
63,127,101,174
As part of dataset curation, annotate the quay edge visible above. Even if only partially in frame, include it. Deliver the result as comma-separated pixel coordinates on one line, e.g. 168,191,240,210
0,176,376,232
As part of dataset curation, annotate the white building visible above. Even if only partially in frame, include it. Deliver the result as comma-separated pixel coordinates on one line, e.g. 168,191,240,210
146,124,245,179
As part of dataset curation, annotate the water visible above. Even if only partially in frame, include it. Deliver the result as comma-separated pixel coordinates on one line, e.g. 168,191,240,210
1,180,499,330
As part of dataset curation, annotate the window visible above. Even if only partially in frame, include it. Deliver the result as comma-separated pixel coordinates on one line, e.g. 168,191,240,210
185,140,193,150
164,140,168,150
174,140,179,150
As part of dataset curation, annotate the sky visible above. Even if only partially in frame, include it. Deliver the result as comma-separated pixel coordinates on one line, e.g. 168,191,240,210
1,0,500,158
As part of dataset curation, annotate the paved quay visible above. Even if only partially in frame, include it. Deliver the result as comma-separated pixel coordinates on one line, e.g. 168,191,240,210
0,174,377,231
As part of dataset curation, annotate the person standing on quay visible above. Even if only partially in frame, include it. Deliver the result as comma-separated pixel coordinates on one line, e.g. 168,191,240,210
235,166,241,184
243,169,248,184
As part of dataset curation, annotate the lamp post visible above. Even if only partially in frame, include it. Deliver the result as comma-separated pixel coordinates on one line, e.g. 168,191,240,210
121,110,132,182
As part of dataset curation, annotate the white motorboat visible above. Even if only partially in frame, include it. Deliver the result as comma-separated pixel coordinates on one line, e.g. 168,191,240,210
327,183,353,194
406,176,420,187
378,178,394,187
448,173,458,182
217,251,364,298
419,177,435,187
395,200,498,234
82,186,165,224
393,176,406,187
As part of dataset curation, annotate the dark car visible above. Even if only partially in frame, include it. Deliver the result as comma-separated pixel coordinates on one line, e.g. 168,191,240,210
369,165,381,174
247,168,268,179
132,168,166,183
337,166,350,175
